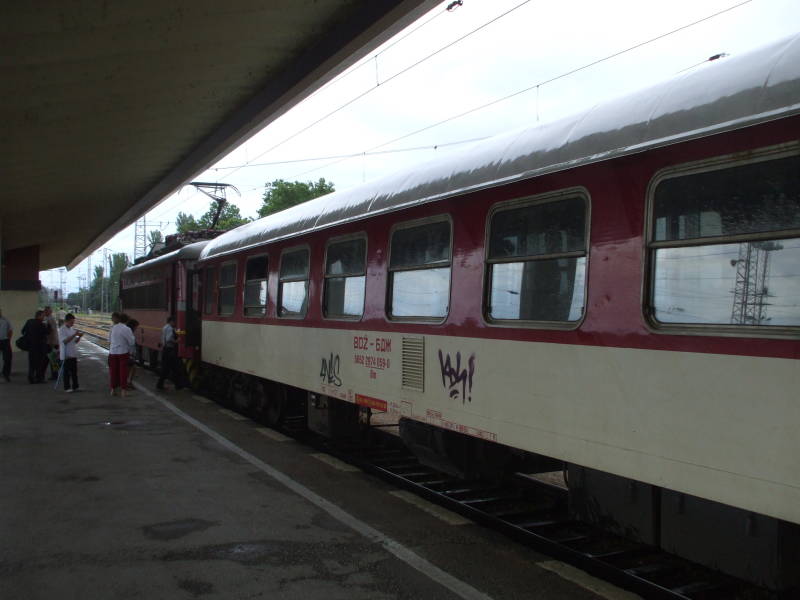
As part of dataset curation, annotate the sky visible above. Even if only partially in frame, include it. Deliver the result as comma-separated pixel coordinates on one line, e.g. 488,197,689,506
42,0,800,296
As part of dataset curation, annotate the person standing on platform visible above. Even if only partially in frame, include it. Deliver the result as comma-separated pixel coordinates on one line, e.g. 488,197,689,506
157,315,182,391
108,312,135,397
22,310,48,383
56,306,66,326
58,313,83,392
43,306,59,380
126,319,139,390
0,308,13,382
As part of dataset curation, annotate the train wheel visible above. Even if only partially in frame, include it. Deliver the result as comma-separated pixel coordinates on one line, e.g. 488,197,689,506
229,373,251,412
148,348,159,370
263,381,287,428
251,380,269,419
208,367,230,404
135,344,145,366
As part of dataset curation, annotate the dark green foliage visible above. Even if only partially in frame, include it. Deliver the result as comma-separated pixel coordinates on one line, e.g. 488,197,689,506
258,178,335,218
176,203,250,234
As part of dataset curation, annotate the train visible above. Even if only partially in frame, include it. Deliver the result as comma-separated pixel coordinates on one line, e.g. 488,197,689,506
121,34,800,591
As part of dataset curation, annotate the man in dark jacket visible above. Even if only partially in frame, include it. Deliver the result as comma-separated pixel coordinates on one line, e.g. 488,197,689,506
22,310,49,383
0,308,12,382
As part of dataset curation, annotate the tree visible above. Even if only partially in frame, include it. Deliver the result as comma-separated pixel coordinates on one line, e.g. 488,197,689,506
108,252,129,311
175,211,199,233
258,178,335,218
89,265,105,311
175,202,250,233
38,285,51,307
66,290,83,309
148,230,163,251
84,254,129,312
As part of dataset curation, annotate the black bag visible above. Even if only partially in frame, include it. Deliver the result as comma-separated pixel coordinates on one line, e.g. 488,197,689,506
16,336,30,351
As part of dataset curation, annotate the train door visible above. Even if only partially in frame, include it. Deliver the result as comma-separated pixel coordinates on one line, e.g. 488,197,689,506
186,269,201,349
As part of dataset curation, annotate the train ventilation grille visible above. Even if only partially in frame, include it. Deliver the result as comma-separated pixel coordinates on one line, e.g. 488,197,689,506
401,337,425,392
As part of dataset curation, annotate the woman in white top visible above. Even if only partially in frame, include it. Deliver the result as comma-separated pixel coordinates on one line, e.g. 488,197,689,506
108,312,135,396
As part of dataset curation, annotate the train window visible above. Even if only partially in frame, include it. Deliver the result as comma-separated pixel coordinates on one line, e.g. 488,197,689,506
649,152,800,329
279,248,309,317
487,196,587,323
119,281,166,310
324,237,366,319
389,219,451,319
217,262,237,316
204,267,215,315
243,255,268,317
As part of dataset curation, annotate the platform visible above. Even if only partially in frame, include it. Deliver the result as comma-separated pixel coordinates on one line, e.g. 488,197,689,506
0,342,636,600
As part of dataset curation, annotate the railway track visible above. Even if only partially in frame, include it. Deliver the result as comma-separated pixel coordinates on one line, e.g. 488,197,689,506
314,430,768,600
253,410,770,600
74,318,110,350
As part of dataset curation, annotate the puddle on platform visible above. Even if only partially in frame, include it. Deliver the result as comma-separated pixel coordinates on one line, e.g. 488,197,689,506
102,420,146,429
57,473,100,483
164,541,282,564
142,518,218,541
177,578,214,596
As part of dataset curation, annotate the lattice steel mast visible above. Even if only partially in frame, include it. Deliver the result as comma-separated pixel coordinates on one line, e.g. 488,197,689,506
133,215,147,260
730,240,781,325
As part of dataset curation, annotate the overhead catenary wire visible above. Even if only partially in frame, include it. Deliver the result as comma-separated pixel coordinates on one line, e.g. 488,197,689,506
305,2,453,101
151,0,753,220
220,0,537,183
149,0,535,221
288,0,754,180
210,136,490,172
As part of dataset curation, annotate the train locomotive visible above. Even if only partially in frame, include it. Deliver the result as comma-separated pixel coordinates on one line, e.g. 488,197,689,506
120,240,209,369
121,35,800,591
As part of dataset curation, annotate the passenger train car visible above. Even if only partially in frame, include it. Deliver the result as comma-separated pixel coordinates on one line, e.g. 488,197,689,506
123,35,800,590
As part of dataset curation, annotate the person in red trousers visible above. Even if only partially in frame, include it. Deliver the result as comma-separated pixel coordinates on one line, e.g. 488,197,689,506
108,312,135,397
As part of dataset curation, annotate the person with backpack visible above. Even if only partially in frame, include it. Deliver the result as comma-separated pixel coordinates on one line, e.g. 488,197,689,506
21,310,48,384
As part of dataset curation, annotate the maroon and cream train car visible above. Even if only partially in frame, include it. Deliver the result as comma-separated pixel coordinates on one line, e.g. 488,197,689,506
196,36,800,589
119,241,208,364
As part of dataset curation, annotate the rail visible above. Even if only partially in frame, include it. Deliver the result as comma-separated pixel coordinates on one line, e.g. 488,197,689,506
74,318,110,350
297,426,768,600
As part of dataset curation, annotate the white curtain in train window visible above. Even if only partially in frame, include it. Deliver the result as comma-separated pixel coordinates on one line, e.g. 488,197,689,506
218,263,237,316
389,221,451,318
279,249,309,316
324,238,366,318
244,255,268,316
204,267,215,314
490,259,586,321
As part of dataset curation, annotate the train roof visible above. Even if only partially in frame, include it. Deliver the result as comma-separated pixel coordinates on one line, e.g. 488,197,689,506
124,240,210,275
201,34,800,261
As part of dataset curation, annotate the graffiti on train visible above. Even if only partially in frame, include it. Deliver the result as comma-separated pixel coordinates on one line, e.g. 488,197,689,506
320,353,342,387
437,350,476,403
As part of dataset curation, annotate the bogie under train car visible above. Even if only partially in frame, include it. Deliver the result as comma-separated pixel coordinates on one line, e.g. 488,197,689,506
125,36,800,591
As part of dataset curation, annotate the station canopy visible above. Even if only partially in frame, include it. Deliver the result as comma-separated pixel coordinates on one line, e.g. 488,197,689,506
1,1,437,270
